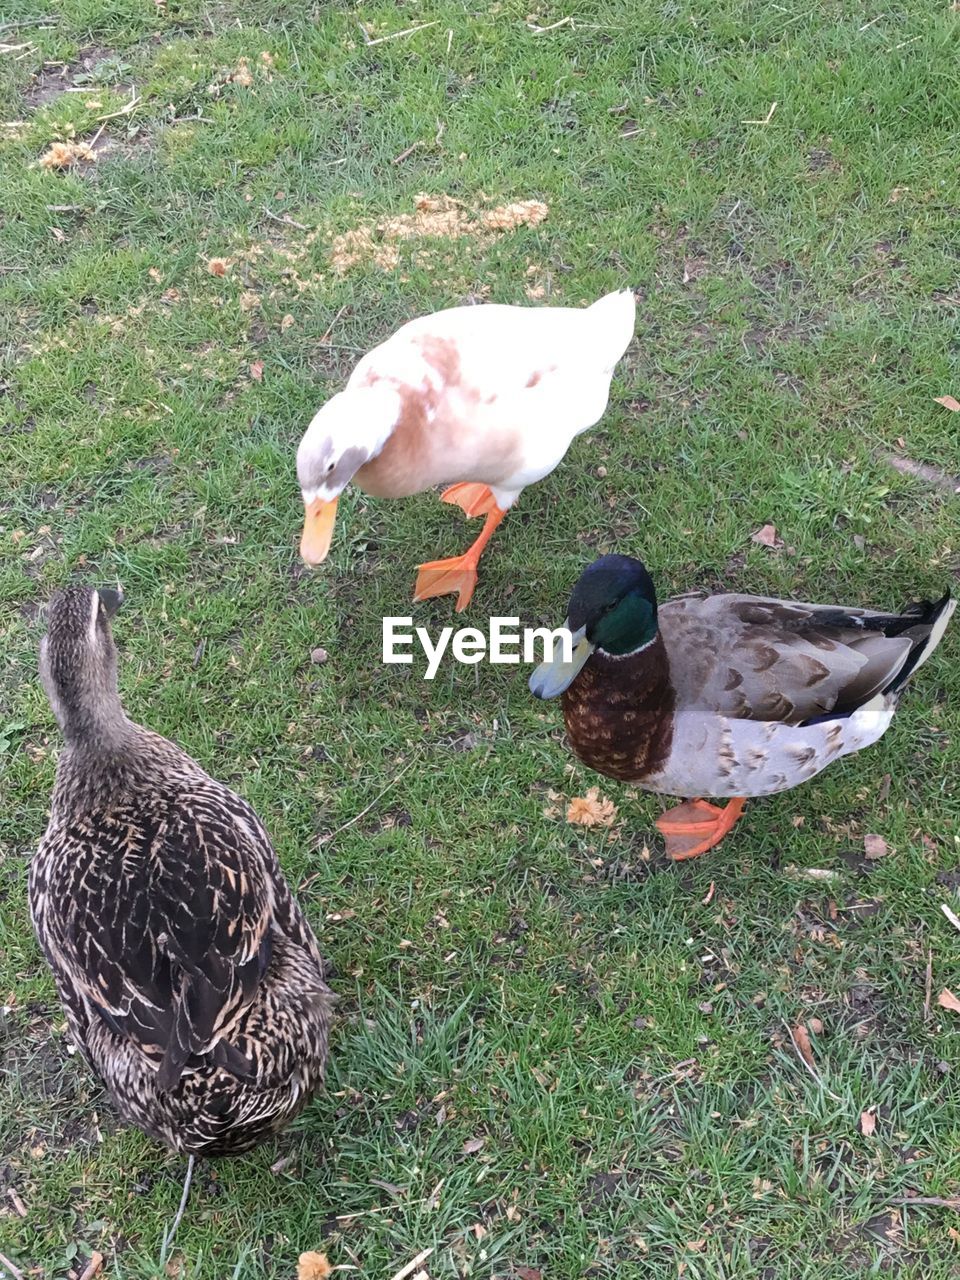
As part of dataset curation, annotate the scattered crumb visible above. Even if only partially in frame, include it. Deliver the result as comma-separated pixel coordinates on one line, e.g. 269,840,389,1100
231,58,254,87
566,787,618,828
39,140,96,170
330,193,548,275
297,1253,332,1280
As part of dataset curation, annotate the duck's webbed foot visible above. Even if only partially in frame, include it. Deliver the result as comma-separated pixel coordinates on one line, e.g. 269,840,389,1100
656,796,747,861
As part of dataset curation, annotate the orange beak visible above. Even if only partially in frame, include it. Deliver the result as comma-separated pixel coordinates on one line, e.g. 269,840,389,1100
300,496,339,565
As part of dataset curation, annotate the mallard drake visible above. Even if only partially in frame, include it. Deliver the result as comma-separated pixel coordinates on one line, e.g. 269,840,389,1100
296,289,636,611
530,555,954,860
30,586,333,1159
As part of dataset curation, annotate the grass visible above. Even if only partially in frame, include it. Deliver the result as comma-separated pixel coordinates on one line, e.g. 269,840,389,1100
1,0,959,1275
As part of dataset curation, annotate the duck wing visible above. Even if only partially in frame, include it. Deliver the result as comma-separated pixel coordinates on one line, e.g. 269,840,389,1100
659,591,943,724
41,781,279,1092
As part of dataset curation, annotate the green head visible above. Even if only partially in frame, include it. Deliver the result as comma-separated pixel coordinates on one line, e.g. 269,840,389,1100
529,555,659,699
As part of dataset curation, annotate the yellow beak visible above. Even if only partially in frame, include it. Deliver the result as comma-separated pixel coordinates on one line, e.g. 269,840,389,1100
300,496,339,565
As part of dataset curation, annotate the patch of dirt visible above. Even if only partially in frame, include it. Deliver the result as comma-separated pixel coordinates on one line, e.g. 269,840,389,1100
581,1169,642,1208
329,193,548,275
808,147,841,174
22,45,123,109
0,1014,111,1161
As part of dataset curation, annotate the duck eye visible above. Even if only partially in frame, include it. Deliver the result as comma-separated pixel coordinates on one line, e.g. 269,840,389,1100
326,462,335,473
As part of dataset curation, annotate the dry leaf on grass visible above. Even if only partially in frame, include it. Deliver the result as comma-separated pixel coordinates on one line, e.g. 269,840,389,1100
542,788,563,819
566,787,617,827
934,395,960,412
864,833,890,859
462,1136,485,1154
297,1253,332,1280
206,257,229,277
39,140,96,169
937,988,960,1014
791,1023,816,1070
859,1107,878,1137
249,360,264,381
516,1269,542,1280
750,523,780,548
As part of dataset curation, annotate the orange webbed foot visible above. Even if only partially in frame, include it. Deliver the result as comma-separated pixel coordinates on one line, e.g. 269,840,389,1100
413,557,480,613
655,797,747,862
440,482,498,518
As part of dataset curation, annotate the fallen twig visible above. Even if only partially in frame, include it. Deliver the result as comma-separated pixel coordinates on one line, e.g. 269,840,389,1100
261,205,309,231
924,947,933,1019
6,1187,26,1217
78,1251,104,1280
392,139,424,165
885,452,960,495
783,1020,842,1101
701,881,715,906
527,15,573,32
742,101,778,126
318,757,418,847
888,1195,960,1209
0,1251,24,1280
0,16,58,33
159,1154,195,1263
648,1057,698,1086
335,1188,437,1223
97,91,139,122
46,203,84,211
941,903,960,935
87,121,107,151
318,304,348,345
358,19,438,46
388,1248,434,1280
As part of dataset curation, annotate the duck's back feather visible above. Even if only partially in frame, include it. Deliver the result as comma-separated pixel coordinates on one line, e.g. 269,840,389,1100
30,731,332,1155
658,591,940,723
350,291,636,502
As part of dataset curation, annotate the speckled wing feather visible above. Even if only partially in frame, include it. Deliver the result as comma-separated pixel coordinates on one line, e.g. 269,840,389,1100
659,592,923,723
35,780,276,1092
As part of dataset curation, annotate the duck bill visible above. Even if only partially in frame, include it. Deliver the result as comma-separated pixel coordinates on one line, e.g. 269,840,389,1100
300,497,339,565
528,622,594,699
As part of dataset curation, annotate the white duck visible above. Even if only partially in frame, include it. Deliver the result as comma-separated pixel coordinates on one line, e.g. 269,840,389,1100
296,289,636,611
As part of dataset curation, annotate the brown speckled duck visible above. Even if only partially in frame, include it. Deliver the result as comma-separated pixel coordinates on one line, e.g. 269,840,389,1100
530,555,954,860
30,586,333,1162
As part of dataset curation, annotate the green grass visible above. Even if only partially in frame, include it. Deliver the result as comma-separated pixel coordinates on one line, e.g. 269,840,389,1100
1,0,959,1275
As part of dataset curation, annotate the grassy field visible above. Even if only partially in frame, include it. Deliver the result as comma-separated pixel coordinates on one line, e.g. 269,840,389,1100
2,0,960,1275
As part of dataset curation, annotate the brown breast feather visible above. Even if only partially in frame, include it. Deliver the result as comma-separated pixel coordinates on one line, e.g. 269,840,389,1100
562,636,675,783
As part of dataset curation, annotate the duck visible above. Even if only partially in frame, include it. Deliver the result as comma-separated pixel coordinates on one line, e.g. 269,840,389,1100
296,289,637,611
30,585,333,1164
530,555,954,860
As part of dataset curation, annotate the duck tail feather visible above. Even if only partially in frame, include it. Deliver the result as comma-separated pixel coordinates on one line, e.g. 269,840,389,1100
884,593,955,694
